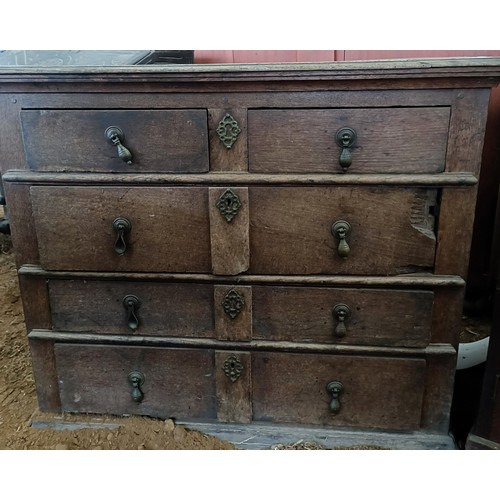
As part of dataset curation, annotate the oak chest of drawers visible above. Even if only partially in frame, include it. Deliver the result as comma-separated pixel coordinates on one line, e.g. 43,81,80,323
2,59,500,448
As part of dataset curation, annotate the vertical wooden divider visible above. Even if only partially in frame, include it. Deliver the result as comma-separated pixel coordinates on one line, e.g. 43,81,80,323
208,108,248,172
214,285,252,341
215,351,252,423
209,187,250,275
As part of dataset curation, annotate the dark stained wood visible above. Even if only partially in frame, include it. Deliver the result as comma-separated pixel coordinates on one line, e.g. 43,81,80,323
18,275,51,332
215,351,252,423
251,352,426,430
2,170,480,186
28,338,61,412
431,288,465,346
0,94,28,174
249,187,437,275
48,280,215,337
21,109,209,173
468,264,500,445
209,187,249,275
3,60,499,442
1,58,500,89
252,286,433,347
2,183,39,267
28,328,454,357
14,89,461,111
435,188,479,277
208,109,248,172
248,108,450,174
54,344,217,419
214,285,252,341
420,351,457,433
445,89,491,176
30,186,211,272
18,264,466,287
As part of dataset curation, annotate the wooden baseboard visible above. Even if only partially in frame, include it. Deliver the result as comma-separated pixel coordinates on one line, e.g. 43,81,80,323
177,421,456,450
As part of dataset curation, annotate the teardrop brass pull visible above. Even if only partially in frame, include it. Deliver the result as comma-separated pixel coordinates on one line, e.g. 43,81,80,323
333,304,351,338
113,217,131,256
331,220,352,258
327,381,344,414
335,127,356,172
105,126,133,165
123,295,140,331
128,370,145,403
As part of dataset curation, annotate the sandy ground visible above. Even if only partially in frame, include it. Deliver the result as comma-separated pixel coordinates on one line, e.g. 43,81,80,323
0,242,234,450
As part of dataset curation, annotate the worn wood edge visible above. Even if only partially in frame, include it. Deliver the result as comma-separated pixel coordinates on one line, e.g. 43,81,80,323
18,265,466,287
2,171,479,186
465,433,500,450
0,58,499,83
173,421,456,450
27,329,456,357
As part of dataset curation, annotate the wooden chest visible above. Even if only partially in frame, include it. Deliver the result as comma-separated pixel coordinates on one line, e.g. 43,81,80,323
2,59,500,448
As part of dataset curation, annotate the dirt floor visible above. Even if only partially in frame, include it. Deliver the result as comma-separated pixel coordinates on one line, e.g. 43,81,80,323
0,236,236,450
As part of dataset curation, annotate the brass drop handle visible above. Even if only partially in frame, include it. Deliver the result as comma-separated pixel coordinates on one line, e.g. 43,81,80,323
105,126,133,165
123,295,140,331
128,370,145,403
335,127,356,172
333,304,351,338
331,220,352,258
327,381,344,414
113,217,131,256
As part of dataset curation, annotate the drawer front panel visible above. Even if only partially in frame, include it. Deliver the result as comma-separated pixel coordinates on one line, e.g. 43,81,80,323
249,186,437,275
248,108,450,174
252,287,433,347
54,344,216,419
251,352,426,430
21,109,209,172
31,186,211,272
49,280,215,337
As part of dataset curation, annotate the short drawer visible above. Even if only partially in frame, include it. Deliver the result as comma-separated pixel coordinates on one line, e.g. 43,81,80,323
248,107,450,174
249,186,437,275
252,286,433,347
30,186,211,272
48,280,215,337
54,344,216,419
21,109,209,173
251,352,426,430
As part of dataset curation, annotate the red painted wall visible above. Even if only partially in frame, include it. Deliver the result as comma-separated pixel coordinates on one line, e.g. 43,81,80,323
194,50,500,64
193,49,500,303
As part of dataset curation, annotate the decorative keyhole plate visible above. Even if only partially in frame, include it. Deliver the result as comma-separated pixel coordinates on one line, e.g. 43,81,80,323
216,189,241,223
216,113,241,149
222,290,245,319
223,356,244,382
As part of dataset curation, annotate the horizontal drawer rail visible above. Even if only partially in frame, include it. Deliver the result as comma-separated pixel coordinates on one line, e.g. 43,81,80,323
3,171,478,187
18,265,466,287
28,329,456,357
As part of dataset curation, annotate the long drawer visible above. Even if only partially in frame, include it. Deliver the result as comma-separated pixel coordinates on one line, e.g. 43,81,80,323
46,280,433,347
53,344,427,430
30,185,437,276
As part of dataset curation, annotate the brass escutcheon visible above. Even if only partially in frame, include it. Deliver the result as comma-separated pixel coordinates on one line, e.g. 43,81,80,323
216,113,241,149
